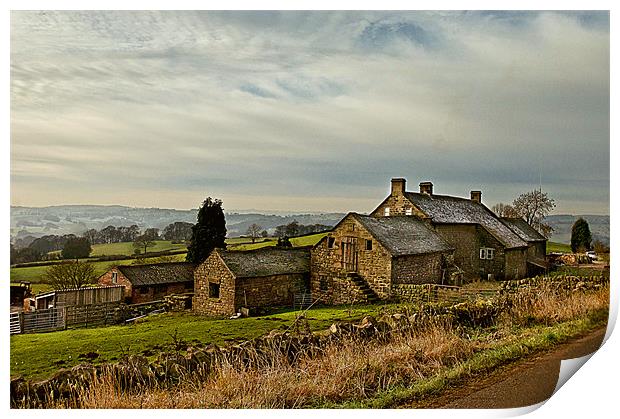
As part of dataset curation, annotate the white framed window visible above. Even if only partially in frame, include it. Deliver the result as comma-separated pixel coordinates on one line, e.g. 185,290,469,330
384,207,390,216
111,272,118,284
480,248,494,260
405,208,413,216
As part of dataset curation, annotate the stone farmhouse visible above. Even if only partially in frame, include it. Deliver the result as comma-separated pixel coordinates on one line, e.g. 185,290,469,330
310,213,456,305
193,248,310,317
98,262,195,304
370,178,535,281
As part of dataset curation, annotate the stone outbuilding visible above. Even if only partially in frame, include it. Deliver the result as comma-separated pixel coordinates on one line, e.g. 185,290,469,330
311,212,456,305
371,178,530,281
501,217,549,276
98,262,195,304
193,248,310,317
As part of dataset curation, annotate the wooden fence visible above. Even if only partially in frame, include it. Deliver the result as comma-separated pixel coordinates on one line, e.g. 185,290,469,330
10,302,122,334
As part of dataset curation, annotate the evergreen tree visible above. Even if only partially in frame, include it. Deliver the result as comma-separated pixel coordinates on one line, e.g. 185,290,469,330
570,218,592,253
186,197,227,263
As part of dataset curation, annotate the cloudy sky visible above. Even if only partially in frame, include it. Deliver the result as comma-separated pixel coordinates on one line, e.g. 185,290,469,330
10,11,609,214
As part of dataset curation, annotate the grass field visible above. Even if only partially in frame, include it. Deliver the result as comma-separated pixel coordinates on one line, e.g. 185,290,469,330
547,241,571,254
229,232,327,251
10,303,400,380
90,240,187,257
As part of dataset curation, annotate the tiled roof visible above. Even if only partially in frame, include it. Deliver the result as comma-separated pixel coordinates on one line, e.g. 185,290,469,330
501,217,547,242
217,248,310,278
404,192,528,249
117,262,196,286
351,213,454,256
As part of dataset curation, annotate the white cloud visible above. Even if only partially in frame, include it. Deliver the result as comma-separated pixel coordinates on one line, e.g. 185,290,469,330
10,11,609,214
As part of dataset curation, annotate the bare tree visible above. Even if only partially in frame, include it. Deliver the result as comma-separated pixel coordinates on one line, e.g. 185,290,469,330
491,202,519,218
45,261,98,290
511,189,556,238
246,223,263,243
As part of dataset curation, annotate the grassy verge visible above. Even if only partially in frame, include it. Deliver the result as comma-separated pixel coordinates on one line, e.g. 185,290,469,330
331,310,607,408
10,303,403,381
547,241,571,254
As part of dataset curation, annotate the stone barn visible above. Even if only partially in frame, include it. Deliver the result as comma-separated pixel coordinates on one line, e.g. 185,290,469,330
98,262,195,304
501,217,549,276
193,248,310,317
311,213,456,305
370,178,529,281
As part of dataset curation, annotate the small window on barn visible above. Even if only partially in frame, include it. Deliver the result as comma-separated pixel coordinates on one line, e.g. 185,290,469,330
111,272,118,284
480,248,494,260
319,276,328,291
384,207,390,216
209,282,220,299
405,208,413,216
327,237,335,248
366,239,373,250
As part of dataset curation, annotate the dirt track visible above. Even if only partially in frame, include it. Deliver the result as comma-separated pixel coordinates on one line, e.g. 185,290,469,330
413,327,606,409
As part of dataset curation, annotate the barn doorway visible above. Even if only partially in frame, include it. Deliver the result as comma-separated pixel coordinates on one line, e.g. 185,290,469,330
341,237,358,272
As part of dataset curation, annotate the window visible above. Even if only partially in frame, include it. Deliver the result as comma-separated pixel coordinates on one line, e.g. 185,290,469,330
405,208,413,216
384,207,390,216
111,272,118,284
139,287,149,295
319,276,328,292
327,237,335,248
480,248,495,260
366,239,373,250
209,282,220,298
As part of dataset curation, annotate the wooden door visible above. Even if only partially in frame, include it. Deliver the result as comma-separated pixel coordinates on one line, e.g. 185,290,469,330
341,237,358,272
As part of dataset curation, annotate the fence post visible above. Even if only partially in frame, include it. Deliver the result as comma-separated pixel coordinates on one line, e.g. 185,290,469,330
63,307,68,330
19,312,24,334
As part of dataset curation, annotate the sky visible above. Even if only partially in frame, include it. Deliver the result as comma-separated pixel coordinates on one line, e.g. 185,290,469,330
10,10,610,214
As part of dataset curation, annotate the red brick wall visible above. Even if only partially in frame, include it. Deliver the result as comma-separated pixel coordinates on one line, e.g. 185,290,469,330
98,268,132,301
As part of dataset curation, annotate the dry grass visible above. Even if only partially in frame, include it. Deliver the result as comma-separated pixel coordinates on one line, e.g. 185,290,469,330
48,284,609,409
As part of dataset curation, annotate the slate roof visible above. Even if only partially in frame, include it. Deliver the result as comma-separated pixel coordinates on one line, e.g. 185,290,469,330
404,192,528,249
217,248,310,278
501,217,547,242
117,262,196,286
351,213,454,257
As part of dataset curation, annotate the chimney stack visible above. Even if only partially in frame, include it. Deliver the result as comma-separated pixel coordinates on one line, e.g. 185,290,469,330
391,178,406,196
419,182,433,195
470,191,482,203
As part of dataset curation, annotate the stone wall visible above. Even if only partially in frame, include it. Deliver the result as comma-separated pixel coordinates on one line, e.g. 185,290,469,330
527,242,546,259
193,251,237,317
370,194,428,218
504,248,527,280
391,252,447,285
310,215,393,304
131,282,192,305
235,273,308,310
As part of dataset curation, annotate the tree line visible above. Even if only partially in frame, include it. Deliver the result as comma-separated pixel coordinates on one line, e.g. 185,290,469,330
10,221,196,264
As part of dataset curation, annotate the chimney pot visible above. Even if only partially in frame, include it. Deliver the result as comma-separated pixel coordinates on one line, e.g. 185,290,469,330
391,178,406,196
470,191,482,203
419,182,433,195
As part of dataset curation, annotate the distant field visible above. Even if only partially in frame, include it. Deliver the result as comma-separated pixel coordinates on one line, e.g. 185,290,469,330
547,241,571,254
90,240,187,257
229,232,327,251
11,234,327,289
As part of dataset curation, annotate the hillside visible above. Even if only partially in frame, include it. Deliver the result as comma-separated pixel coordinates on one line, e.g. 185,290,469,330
544,214,609,245
11,205,345,240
